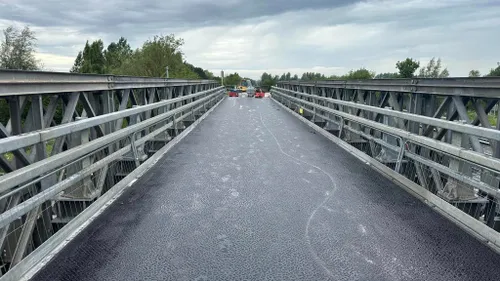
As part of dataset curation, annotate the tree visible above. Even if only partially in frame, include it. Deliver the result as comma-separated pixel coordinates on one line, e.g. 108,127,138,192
342,68,375,80
184,62,209,79
225,72,243,86
71,37,131,74
375,72,399,79
300,72,326,80
260,72,279,87
118,34,197,78
104,37,132,72
203,70,215,79
139,35,184,77
468,70,481,77
77,40,106,74
0,25,41,70
70,34,215,79
0,25,42,125
396,58,420,78
487,63,500,77
418,57,449,78
70,51,83,73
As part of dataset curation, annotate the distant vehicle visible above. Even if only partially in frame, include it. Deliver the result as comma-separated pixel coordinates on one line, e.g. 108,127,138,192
238,80,248,92
241,79,255,97
238,79,256,94
247,87,255,97
255,88,265,98
228,88,239,97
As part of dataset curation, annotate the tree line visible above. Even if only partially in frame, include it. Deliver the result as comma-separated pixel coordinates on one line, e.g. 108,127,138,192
0,25,255,124
0,26,42,70
69,35,218,80
1,25,500,97
69,35,262,87
259,58,500,88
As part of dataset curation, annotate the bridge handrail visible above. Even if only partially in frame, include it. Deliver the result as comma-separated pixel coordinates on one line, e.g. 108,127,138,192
273,87,500,142
0,86,224,154
272,88,500,184
0,69,217,96
286,99,500,200
271,83,500,252
278,77,500,98
0,91,222,231
0,89,224,193
0,69,225,279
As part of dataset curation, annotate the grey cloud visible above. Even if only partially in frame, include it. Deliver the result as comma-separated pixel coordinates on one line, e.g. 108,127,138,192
0,0,353,32
1,0,499,77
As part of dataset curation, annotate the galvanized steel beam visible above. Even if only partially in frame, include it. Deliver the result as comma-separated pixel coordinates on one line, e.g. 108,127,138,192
0,70,217,96
0,90,224,192
278,77,500,98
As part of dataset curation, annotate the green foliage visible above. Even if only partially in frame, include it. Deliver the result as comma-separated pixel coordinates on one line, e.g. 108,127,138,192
0,99,8,126
185,62,213,79
375,72,400,79
0,25,41,70
468,70,481,77
258,68,375,86
204,70,215,79
73,40,106,74
487,62,500,77
104,37,132,72
121,35,185,77
261,72,297,86
71,38,130,74
301,72,326,80
279,72,292,81
467,110,497,126
0,25,42,125
70,34,206,79
396,58,420,78
224,72,243,86
418,57,449,78
70,51,83,73
341,68,375,80
260,72,279,88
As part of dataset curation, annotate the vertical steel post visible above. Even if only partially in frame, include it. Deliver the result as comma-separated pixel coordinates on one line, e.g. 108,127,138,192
395,138,405,173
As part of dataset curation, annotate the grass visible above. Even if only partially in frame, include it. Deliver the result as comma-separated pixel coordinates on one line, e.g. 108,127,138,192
2,118,128,168
3,139,55,162
467,111,497,127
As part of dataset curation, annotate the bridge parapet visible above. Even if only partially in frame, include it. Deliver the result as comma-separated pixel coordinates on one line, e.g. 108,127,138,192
272,77,500,251
0,70,224,279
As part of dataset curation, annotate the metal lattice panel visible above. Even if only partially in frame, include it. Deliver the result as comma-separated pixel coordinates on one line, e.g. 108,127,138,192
0,70,224,278
272,77,500,250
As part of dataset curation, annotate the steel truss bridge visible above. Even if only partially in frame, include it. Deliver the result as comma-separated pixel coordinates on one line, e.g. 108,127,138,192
0,70,499,280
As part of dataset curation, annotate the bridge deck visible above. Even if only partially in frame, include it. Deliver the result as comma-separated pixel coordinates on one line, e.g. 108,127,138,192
31,97,500,281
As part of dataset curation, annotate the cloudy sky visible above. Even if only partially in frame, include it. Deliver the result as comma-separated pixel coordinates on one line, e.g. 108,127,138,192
0,0,499,79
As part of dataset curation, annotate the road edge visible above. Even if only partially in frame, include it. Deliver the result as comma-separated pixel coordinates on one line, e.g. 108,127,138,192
270,96,500,255
10,96,226,281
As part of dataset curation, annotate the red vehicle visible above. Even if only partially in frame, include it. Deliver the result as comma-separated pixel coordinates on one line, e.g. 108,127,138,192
228,89,239,97
255,89,265,98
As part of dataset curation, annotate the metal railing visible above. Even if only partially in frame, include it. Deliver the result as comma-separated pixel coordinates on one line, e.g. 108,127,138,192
271,77,500,252
0,70,225,279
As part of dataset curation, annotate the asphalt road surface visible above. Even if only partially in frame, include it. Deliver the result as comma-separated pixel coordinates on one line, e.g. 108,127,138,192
31,96,500,281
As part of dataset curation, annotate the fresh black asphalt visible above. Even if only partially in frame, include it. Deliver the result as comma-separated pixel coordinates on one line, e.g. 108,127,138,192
31,97,500,281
